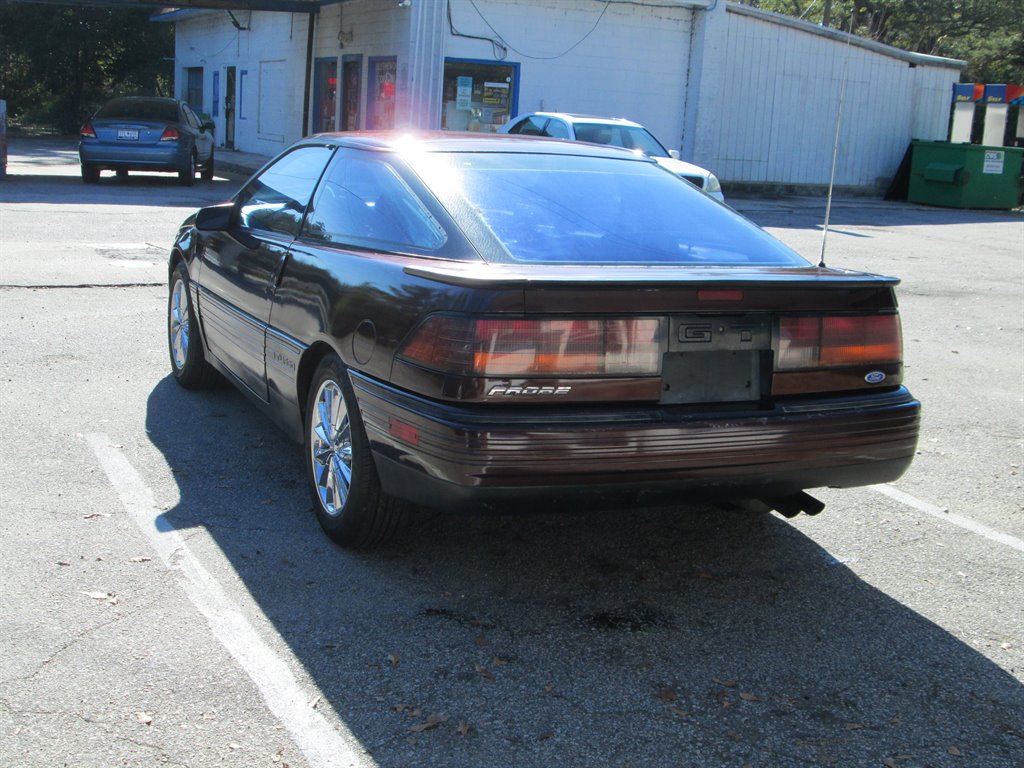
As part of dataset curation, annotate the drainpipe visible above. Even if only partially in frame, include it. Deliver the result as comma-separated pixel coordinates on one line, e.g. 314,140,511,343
302,11,316,136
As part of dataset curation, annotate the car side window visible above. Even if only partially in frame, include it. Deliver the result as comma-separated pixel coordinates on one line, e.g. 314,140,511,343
544,119,571,139
574,123,615,145
237,146,334,238
509,116,549,136
303,151,446,252
182,105,200,130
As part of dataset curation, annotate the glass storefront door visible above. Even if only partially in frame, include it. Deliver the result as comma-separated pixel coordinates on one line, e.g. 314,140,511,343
313,58,338,133
368,56,397,130
341,55,362,131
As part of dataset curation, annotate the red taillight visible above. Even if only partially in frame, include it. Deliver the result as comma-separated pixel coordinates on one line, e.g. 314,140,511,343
399,316,663,377
159,126,181,142
777,314,902,370
80,122,96,139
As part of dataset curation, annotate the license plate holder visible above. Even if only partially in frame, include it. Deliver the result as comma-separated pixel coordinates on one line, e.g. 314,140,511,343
117,129,139,141
660,350,764,404
661,313,772,405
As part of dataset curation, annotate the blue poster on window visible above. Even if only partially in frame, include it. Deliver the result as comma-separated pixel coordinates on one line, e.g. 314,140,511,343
456,76,473,110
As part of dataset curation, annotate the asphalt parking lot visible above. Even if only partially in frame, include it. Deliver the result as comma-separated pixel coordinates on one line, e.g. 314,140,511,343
1,137,1021,768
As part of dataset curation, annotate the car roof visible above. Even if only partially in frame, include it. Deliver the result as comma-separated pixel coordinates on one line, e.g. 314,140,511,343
522,112,644,128
297,131,657,160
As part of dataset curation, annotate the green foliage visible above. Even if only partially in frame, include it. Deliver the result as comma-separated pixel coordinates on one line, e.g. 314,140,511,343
752,0,1024,84
0,2,174,133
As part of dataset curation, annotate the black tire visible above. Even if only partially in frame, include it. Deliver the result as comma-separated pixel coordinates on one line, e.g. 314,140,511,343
304,355,409,548
81,164,100,184
168,262,218,389
200,149,215,181
178,151,197,186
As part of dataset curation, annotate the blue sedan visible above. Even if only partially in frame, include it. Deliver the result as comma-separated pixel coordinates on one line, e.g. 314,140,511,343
79,97,215,186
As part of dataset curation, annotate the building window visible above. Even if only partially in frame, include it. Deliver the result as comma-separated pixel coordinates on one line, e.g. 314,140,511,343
442,59,518,133
185,67,203,112
212,72,220,118
367,57,397,130
239,69,248,120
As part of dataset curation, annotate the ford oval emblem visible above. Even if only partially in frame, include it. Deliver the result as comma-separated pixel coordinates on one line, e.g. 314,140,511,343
865,371,886,384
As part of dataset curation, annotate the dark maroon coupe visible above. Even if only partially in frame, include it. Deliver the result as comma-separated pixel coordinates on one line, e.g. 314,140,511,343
167,133,919,547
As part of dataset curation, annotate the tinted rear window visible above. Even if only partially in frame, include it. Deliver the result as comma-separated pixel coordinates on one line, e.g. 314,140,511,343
411,152,809,267
96,99,179,122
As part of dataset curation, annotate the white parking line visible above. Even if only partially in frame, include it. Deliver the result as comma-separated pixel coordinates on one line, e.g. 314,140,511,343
871,484,1024,554
84,433,375,768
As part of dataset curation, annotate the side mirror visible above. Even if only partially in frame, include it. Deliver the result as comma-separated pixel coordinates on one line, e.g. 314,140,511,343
195,202,234,232
198,113,215,134
668,149,681,160
196,202,260,249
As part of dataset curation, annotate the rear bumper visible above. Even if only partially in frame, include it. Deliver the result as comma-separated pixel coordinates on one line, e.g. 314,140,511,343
350,372,921,513
79,140,186,171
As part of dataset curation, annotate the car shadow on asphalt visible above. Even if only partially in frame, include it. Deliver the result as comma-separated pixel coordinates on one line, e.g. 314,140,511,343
737,202,1023,232
145,375,1024,768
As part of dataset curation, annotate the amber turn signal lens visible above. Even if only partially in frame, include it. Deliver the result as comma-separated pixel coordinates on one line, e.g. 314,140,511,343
777,314,902,370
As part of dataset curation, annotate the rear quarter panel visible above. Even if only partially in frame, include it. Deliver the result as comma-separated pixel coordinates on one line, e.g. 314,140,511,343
268,245,524,412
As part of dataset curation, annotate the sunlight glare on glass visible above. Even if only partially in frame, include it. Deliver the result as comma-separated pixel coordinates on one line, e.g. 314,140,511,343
400,145,465,199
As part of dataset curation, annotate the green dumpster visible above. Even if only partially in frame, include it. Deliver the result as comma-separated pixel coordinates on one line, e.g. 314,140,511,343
908,140,1022,209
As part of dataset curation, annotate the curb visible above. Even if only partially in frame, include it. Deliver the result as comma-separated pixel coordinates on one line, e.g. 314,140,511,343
214,152,271,179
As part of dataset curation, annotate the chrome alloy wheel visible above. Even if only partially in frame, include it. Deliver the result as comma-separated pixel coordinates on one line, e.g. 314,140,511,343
169,278,190,371
310,379,354,517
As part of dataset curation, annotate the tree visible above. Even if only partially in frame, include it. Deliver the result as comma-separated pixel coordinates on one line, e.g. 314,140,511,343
751,0,1024,84
0,3,174,133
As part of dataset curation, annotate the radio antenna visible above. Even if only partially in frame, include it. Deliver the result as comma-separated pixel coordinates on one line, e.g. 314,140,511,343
819,16,855,268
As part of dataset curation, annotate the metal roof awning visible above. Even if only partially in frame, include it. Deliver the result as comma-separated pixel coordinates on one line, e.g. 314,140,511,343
16,0,330,12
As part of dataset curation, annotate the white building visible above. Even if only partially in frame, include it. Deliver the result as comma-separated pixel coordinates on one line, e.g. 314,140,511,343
161,0,964,193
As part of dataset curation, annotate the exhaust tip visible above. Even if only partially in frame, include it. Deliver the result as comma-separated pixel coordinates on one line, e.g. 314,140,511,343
763,491,826,518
